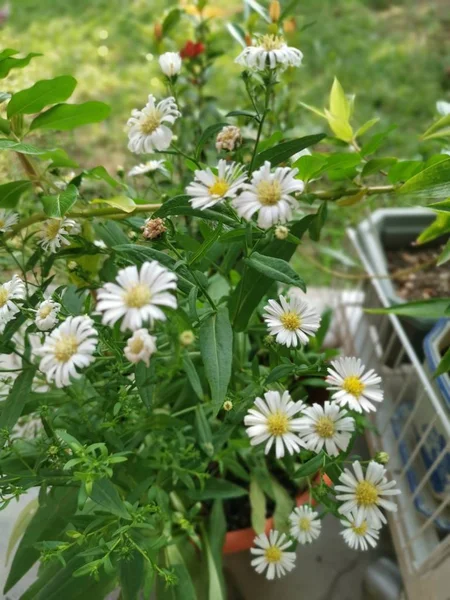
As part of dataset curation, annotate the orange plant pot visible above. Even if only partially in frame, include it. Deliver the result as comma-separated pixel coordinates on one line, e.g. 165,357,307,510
222,474,331,555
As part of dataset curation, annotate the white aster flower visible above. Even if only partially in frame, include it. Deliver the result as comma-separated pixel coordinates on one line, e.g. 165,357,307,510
96,261,177,332
36,316,98,388
39,218,76,253
127,94,180,154
326,357,383,413
297,401,355,457
34,299,60,331
186,160,247,210
235,34,303,71
124,328,157,366
0,275,25,328
128,160,169,178
436,100,450,116
340,511,380,551
263,294,321,348
159,52,182,77
251,530,296,580
233,161,304,229
244,390,306,458
0,209,18,233
289,505,322,544
336,460,401,529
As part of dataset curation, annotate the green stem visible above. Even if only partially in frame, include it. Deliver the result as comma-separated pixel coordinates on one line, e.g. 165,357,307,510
248,78,273,174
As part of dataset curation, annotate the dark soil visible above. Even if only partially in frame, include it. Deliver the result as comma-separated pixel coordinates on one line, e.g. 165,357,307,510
386,245,450,301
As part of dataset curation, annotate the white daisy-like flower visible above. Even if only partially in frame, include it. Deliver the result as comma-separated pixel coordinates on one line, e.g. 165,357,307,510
36,316,98,388
159,52,182,77
96,261,177,332
186,160,247,210
244,390,306,458
124,329,157,366
233,161,304,229
263,295,321,348
436,100,450,116
127,94,181,154
0,209,18,233
326,357,383,413
335,460,401,529
34,299,60,331
289,505,322,544
127,160,169,178
39,218,76,253
251,530,296,580
0,275,25,328
297,401,355,457
340,511,381,551
235,34,303,71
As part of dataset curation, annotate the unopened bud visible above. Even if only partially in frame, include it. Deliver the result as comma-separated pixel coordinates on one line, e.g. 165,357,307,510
269,0,281,23
283,17,296,34
375,452,389,465
275,225,289,240
216,125,242,152
68,260,78,271
154,22,163,41
179,330,195,346
223,400,233,411
263,334,275,347
141,217,167,240
245,33,252,47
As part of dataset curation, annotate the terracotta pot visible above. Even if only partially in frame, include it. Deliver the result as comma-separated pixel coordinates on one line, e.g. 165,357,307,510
223,474,331,555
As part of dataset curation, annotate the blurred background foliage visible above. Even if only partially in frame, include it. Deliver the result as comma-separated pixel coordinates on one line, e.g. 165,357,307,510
1,0,449,277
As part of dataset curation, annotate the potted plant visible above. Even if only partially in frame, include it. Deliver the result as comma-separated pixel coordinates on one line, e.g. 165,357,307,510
0,3,407,598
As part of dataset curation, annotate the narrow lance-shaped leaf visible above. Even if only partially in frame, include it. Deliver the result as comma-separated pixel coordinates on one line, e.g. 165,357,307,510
0,368,36,448
254,134,326,169
398,158,450,200
244,252,306,289
365,298,450,319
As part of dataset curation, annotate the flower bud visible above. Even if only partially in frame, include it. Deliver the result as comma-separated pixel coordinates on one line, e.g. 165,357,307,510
179,330,195,346
283,17,296,34
215,125,242,152
159,52,182,77
68,260,78,271
154,22,163,41
275,225,289,240
269,0,281,23
223,400,233,411
141,217,167,240
375,451,389,465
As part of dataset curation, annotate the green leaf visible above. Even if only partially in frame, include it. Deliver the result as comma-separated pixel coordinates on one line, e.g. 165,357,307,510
330,77,351,122
0,179,32,208
309,201,328,242
398,157,450,199
325,108,353,142
183,352,204,400
435,347,450,377
428,198,450,213
249,478,266,534
195,405,213,456
299,101,327,119
0,116,10,134
293,155,327,182
355,117,379,138
162,8,181,35
225,109,259,120
365,298,450,319
254,134,326,169
265,363,296,383
7,75,77,118
135,361,155,410
196,122,229,158
42,148,79,169
416,213,450,245
244,252,306,289
30,101,111,131
188,478,247,500
270,477,294,533
226,22,247,48
158,545,197,600
6,497,39,563
245,0,270,22
422,114,450,140
360,126,396,156
154,195,236,226
0,51,41,79
361,157,397,177
89,479,131,520
90,195,136,213
0,138,52,154
199,307,233,411
189,224,223,265
203,529,225,600
41,184,78,218
0,368,36,448
293,453,325,478
437,239,450,266
120,552,144,600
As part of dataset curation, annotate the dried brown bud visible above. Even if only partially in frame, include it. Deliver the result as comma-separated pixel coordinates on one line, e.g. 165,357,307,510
283,17,296,34
154,21,163,41
142,217,167,240
216,125,242,152
269,0,281,23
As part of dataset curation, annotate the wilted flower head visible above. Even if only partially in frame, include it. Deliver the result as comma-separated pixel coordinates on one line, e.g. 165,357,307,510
142,217,167,240
128,160,169,178
159,52,182,77
215,125,242,152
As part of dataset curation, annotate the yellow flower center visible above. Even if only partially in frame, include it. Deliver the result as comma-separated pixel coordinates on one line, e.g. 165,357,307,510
264,546,282,563
355,481,378,507
342,376,365,397
123,284,151,309
260,34,285,51
352,521,368,536
280,311,301,331
299,517,311,532
315,416,335,439
54,335,79,363
257,180,282,206
45,220,62,240
0,287,9,307
140,109,162,134
129,336,145,354
38,304,53,319
267,411,289,436
208,178,230,197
